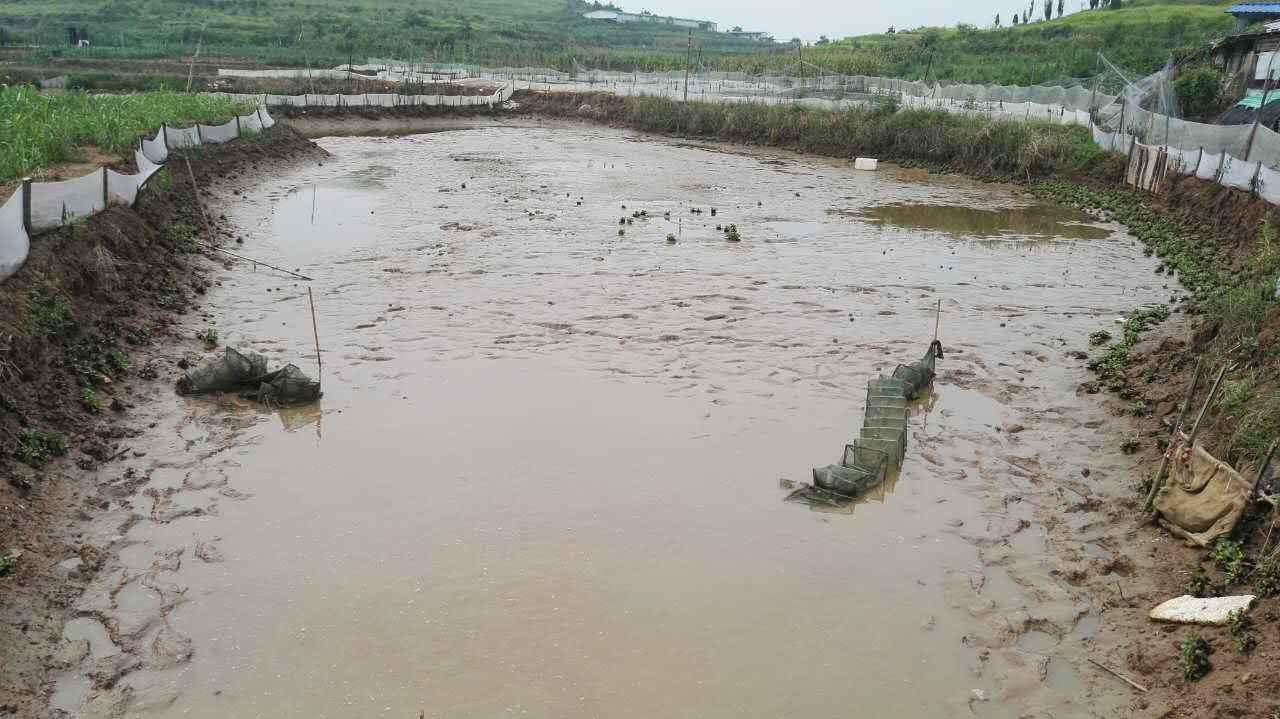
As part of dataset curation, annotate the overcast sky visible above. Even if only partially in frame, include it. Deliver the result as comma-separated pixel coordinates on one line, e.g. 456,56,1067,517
638,0,1097,41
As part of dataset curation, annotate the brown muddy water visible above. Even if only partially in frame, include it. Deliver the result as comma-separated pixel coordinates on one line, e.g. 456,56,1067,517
52,126,1168,718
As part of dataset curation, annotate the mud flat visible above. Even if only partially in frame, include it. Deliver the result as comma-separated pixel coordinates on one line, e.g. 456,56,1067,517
21,124,1181,717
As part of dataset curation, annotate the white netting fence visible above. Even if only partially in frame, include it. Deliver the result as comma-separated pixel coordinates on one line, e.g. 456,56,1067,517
0,106,276,284
210,82,513,110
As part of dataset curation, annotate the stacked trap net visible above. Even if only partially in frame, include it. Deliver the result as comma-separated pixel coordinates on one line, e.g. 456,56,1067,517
794,340,942,504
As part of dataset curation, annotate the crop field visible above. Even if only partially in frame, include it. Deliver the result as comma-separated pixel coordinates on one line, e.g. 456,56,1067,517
0,87,247,183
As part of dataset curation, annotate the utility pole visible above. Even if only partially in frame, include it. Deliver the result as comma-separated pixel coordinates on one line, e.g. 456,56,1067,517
683,30,692,102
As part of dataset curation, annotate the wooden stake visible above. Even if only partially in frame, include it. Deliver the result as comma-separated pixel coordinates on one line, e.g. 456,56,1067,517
932,298,942,344
308,286,322,388
1144,359,1203,510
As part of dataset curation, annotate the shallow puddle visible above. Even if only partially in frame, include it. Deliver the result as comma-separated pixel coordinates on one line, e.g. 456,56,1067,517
58,126,1167,718
853,202,1112,241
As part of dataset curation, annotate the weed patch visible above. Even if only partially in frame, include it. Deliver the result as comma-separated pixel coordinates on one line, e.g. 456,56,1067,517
17,429,67,467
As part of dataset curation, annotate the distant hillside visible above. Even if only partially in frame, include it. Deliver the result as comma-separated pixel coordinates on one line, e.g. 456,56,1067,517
0,0,1238,81
785,1,1235,85
0,0,775,69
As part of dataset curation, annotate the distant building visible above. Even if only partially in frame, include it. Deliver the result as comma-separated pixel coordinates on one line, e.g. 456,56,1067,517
582,9,718,32
726,30,773,41
1227,4,1280,32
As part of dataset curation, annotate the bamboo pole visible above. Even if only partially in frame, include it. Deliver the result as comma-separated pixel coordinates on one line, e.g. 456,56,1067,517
308,286,322,388
1144,359,1203,510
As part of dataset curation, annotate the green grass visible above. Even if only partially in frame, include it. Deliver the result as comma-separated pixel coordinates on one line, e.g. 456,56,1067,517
608,94,1102,178
0,87,247,183
16,428,66,467
0,0,1236,81
1178,634,1212,681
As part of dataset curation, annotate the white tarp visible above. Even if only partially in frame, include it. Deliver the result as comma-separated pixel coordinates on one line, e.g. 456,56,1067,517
141,128,168,165
29,171,105,230
1196,152,1222,181
1221,156,1259,192
200,119,240,144
166,125,201,149
0,186,29,283
1261,165,1280,204
106,168,140,207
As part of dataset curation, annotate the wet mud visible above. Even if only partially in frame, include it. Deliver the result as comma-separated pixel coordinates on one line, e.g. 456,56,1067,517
45,126,1171,717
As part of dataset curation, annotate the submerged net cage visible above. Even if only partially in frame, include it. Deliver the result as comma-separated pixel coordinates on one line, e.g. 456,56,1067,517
798,340,944,503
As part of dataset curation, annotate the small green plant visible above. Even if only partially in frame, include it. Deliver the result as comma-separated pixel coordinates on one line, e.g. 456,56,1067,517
1186,566,1211,598
1088,329,1111,346
1177,634,1211,681
724,224,741,242
1227,610,1257,654
167,222,199,253
1211,539,1246,585
1254,554,1280,598
17,429,67,467
666,233,677,243
1129,400,1148,417
0,554,12,577
26,289,74,339
79,385,101,414
105,349,130,376
196,327,218,349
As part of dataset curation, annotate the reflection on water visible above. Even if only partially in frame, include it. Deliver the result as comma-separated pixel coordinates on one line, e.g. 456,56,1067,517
851,202,1112,241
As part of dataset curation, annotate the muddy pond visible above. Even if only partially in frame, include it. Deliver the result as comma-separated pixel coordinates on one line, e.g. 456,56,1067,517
53,125,1168,718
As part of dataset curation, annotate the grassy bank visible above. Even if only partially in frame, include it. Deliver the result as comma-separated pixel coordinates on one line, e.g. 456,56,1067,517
522,91,1113,180
0,87,248,183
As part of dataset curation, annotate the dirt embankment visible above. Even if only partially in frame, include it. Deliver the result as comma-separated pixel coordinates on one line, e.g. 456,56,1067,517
1053,176,1280,717
0,126,325,716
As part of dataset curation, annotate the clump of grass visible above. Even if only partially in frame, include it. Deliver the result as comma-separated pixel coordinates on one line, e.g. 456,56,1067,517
723,224,741,242
1177,634,1212,681
26,289,74,340
17,429,67,467
1227,610,1257,654
1088,329,1111,346
196,328,218,349
105,349,130,376
1211,539,1246,585
666,233,677,243
79,385,101,414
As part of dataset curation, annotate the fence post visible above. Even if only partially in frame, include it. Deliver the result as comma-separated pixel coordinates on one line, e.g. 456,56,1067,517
1217,153,1228,183
1196,147,1204,175
195,124,203,144
21,178,32,233
162,123,169,150
101,167,108,207
256,107,264,127
1253,160,1264,196
235,114,242,137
